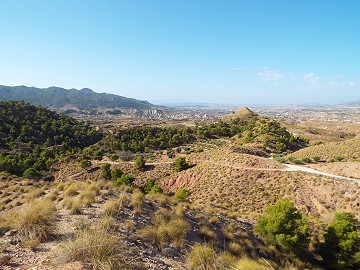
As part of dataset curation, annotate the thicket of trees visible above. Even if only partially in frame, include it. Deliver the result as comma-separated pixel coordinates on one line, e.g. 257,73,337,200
102,116,307,154
0,101,102,178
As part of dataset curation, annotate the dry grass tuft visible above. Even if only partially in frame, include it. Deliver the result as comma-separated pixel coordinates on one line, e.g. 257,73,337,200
58,223,131,270
4,199,56,242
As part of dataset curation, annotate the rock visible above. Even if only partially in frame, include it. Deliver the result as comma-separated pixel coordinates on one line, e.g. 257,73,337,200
162,247,178,257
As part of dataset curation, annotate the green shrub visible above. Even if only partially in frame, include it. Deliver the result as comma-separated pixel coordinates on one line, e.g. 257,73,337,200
174,157,190,172
134,156,146,171
143,179,162,194
80,159,91,168
320,212,360,269
110,168,122,180
114,173,134,186
101,163,111,179
174,188,190,202
254,199,309,252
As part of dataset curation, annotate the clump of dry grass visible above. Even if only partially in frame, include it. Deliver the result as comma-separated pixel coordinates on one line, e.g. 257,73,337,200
131,189,144,213
58,222,130,270
232,257,272,270
4,199,56,242
103,199,121,217
198,225,217,244
186,243,235,270
61,197,83,215
25,187,46,202
139,208,190,251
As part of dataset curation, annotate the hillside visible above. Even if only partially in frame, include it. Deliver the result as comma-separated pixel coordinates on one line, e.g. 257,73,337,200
286,136,360,162
0,101,102,178
0,172,318,270
0,85,154,110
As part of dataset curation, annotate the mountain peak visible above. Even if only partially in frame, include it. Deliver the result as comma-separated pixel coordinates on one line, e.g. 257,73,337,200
222,107,256,121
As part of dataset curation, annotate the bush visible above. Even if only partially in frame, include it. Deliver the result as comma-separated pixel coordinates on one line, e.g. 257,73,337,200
143,178,162,194
114,173,134,186
254,199,309,252
320,212,360,269
80,159,91,168
110,168,122,180
101,163,111,179
174,188,190,202
174,157,190,172
312,156,321,162
134,156,146,171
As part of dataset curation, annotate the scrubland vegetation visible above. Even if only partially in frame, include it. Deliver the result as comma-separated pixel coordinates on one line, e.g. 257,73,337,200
0,101,359,269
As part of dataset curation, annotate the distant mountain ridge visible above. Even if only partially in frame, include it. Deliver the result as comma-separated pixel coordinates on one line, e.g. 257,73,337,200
0,85,154,109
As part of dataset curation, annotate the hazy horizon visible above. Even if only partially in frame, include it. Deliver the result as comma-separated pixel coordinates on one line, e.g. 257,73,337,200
1,1,359,104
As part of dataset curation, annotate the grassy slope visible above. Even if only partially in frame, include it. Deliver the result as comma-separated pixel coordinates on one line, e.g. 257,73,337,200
286,136,360,162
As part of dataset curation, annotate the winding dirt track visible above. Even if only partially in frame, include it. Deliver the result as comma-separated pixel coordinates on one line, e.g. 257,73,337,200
94,160,360,184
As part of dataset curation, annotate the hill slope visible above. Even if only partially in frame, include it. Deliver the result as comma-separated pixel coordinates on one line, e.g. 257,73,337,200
286,136,360,162
0,85,153,109
0,101,102,177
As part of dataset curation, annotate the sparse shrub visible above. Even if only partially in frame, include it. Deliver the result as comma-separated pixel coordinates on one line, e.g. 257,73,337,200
227,241,244,256
233,257,270,270
301,157,312,163
174,188,190,202
25,187,45,202
312,156,321,162
139,208,190,251
80,159,91,168
123,219,135,232
209,216,220,225
255,199,309,252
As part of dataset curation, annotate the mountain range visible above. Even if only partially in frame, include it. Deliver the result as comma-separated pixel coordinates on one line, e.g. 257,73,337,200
0,85,154,110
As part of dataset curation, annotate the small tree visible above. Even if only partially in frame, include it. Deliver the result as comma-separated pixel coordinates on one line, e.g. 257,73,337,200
320,212,360,269
114,173,134,186
80,159,91,169
255,199,309,252
143,179,162,194
101,163,111,180
174,188,190,202
110,168,122,180
134,156,146,171
174,157,189,172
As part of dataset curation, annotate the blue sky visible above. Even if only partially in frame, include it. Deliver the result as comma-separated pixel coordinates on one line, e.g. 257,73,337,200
0,1,359,104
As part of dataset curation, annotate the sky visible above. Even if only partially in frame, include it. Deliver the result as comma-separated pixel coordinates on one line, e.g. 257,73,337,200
0,0,359,105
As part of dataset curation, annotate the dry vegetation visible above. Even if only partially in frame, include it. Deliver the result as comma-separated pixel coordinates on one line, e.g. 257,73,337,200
160,162,360,220
286,136,360,162
307,161,360,179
